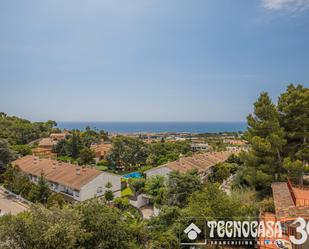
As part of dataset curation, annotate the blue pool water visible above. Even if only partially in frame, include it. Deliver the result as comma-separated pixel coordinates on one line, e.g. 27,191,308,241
123,172,142,179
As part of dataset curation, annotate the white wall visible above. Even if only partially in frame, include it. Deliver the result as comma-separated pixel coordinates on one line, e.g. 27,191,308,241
27,172,121,202
145,165,172,178
79,172,121,202
129,194,149,208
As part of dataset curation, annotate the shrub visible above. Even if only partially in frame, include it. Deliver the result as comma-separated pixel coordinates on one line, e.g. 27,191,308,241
97,159,109,166
259,198,275,213
114,197,130,210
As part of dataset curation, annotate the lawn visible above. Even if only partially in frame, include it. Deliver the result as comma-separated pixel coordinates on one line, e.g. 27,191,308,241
96,165,108,171
121,187,134,197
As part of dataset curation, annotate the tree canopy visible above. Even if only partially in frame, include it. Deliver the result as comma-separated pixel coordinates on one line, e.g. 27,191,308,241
239,84,309,194
0,113,56,145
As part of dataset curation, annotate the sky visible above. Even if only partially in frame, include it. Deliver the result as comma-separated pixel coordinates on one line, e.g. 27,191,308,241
0,0,308,122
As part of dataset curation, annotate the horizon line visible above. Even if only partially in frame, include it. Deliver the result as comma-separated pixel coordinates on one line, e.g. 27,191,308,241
55,120,247,123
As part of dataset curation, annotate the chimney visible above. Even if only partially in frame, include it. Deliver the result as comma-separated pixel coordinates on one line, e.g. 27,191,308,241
76,167,81,175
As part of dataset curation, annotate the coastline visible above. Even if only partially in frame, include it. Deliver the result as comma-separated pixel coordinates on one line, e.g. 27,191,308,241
56,121,247,133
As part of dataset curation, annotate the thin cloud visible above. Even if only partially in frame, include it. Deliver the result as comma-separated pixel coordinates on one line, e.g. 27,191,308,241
262,0,309,11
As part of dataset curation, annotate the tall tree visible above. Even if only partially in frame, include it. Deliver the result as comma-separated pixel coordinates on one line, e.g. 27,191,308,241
71,131,81,159
242,92,286,194
0,139,14,171
166,170,203,207
183,184,257,230
79,201,133,249
28,175,51,204
108,136,148,171
79,147,95,165
278,84,309,185
144,175,166,205
80,126,100,147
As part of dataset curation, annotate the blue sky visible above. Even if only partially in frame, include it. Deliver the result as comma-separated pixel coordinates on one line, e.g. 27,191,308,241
0,0,308,122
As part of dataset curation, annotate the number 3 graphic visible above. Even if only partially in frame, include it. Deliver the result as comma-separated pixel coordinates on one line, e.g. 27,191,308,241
290,217,308,245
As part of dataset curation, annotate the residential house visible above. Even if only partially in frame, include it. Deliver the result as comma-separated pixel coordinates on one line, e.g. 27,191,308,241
31,147,57,159
13,156,121,202
50,133,67,141
90,143,112,162
190,142,209,152
145,151,232,179
32,133,68,158
32,137,57,158
223,139,247,146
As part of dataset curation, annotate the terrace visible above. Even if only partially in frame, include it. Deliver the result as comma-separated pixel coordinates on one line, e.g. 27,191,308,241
259,181,309,249
0,188,30,215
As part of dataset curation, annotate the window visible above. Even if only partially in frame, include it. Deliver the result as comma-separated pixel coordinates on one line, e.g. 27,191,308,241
97,187,103,193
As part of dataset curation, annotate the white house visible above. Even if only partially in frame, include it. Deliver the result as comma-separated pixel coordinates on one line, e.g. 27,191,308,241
144,164,173,178
13,156,121,202
145,151,232,179
190,142,209,152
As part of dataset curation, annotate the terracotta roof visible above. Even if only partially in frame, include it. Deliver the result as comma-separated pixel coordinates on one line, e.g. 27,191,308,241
32,147,53,153
164,151,231,173
12,156,102,190
32,147,56,158
38,138,56,147
272,183,295,214
50,133,66,140
259,182,309,248
293,187,309,206
224,139,247,145
271,182,309,220
90,144,112,157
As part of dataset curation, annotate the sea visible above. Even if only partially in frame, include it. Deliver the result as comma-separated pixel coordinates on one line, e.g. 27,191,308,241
56,122,247,134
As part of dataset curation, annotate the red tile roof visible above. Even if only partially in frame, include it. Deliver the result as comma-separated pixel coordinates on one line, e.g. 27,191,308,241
271,182,309,220
13,156,102,190
164,151,231,173
90,143,112,157
38,138,56,147
50,133,67,140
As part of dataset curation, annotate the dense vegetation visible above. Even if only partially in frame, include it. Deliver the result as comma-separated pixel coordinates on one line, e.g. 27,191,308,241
238,84,309,196
52,131,191,170
107,137,191,171
0,113,56,145
2,164,64,206
0,201,147,249
53,127,107,164
0,172,256,249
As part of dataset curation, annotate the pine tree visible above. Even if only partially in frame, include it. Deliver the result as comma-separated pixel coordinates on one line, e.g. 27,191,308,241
242,92,286,194
71,131,80,159
0,139,14,170
28,174,51,203
278,84,309,184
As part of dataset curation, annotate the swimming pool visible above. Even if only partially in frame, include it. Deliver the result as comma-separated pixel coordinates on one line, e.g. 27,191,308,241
123,172,142,179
